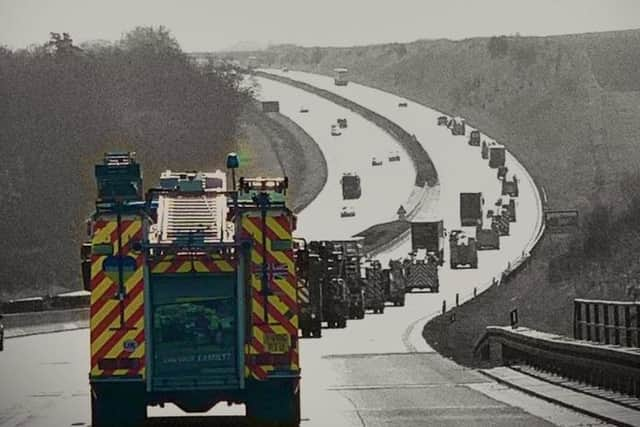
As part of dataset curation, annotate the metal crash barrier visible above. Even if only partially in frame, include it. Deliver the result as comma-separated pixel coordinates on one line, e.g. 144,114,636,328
475,326,640,398
574,299,640,348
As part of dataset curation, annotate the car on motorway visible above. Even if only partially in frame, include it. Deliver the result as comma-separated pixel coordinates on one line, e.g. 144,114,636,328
0,314,4,351
398,101,408,107
282,67,289,72
388,151,401,162
371,157,383,166
331,124,341,136
340,206,356,218
299,106,309,113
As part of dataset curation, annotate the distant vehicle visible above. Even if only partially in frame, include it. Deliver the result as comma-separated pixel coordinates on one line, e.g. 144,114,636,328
450,116,466,136
497,165,508,181
299,106,309,113
341,173,362,199
437,116,449,126
489,144,506,168
337,118,348,128
398,101,408,107
449,230,478,269
469,130,481,146
502,174,519,197
334,68,349,86
340,206,356,218
282,67,289,72
410,221,445,264
491,213,510,236
476,227,500,250
247,56,258,70
371,157,383,166
460,192,484,227
331,125,341,136
388,151,400,162
0,314,4,351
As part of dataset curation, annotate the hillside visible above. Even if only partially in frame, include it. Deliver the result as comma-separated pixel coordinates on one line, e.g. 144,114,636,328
232,30,640,360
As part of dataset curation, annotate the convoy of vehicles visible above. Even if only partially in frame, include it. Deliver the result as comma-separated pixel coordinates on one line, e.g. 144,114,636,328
66,85,524,426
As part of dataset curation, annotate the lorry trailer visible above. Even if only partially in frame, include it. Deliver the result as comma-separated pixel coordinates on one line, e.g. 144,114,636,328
333,68,349,86
460,193,484,227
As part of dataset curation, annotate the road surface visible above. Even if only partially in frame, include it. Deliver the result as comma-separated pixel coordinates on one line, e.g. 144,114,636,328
0,72,603,427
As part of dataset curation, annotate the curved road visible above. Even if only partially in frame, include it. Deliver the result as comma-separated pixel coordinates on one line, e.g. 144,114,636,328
0,73,600,427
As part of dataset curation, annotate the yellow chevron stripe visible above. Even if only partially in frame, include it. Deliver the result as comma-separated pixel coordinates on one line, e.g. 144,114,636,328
193,260,207,272
252,296,265,324
268,295,293,321
91,276,114,305
91,256,106,280
151,261,172,273
273,277,297,304
177,261,192,273
214,260,234,272
91,286,144,355
242,216,293,272
90,299,118,331
103,315,144,360
93,221,117,245
266,216,290,240
119,220,142,250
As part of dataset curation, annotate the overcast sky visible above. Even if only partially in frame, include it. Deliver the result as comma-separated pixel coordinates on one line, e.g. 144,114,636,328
1,0,640,51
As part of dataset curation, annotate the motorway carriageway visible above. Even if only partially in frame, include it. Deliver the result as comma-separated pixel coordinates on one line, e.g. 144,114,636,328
0,74,604,427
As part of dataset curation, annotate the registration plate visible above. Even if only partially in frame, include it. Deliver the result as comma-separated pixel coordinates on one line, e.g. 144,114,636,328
264,334,289,354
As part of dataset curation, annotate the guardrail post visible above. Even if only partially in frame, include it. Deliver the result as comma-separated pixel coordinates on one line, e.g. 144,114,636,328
473,287,477,297
625,305,632,347
613,304,620,345
574,300,581,340
585,302,592,341
603,303,610,345
636,304,640,348
594,303,601,343
442,300,446,314
455,293,459,307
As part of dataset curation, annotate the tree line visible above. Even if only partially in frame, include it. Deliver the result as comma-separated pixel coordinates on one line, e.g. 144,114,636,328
0,26,250,298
